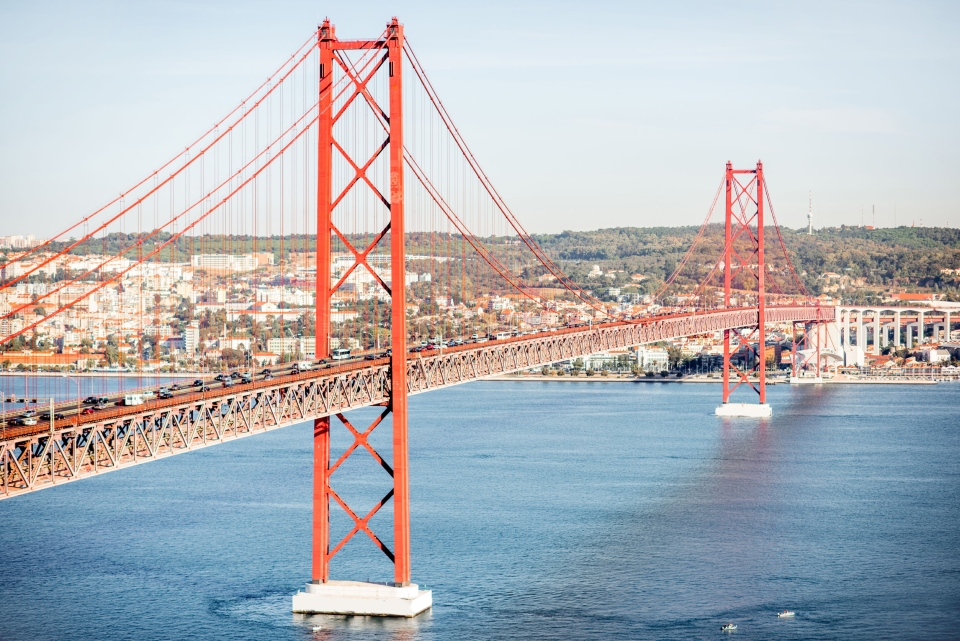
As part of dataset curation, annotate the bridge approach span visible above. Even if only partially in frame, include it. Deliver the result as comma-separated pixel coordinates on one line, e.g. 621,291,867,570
0,305,832,500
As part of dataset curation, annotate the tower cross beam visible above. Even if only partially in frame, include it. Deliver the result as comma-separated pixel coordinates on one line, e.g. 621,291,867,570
331,137,391,208
334,53,390,123
327,486,396,561
330,53,388,123
331,410,394,476
328,222,393,297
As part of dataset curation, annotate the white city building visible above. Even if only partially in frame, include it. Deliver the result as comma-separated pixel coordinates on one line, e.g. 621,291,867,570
191,254,259,272
636,346,669,372
256,286,314,307
184,324,200,354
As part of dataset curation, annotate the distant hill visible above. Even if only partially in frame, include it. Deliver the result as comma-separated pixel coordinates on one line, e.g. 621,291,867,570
532,225,960,302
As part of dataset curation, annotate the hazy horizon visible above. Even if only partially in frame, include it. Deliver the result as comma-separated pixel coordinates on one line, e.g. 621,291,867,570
1,0,957,237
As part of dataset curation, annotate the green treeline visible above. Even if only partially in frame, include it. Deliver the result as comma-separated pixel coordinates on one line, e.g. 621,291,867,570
531,225,960,296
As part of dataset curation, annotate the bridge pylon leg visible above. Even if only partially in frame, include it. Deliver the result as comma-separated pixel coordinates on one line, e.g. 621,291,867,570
292,17,431,618
312,417,330,582
715,160,772,418
789,321,824,384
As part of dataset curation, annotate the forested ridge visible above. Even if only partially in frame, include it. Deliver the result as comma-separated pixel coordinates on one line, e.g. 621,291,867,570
533,225,960,299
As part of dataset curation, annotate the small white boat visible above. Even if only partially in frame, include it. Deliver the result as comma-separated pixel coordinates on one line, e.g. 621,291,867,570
777,610,795,618
311,625,323,631
721,623,737,631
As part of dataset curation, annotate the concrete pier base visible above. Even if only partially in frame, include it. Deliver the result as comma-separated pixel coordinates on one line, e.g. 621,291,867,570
292,580,432,617
715,403,772,418
789,376,823,384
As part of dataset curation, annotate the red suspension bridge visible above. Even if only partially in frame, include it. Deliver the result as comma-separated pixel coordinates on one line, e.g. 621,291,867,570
0,18,832,616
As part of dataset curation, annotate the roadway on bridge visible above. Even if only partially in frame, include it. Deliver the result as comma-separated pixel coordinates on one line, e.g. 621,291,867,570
0,305,832,501
1,305,830,441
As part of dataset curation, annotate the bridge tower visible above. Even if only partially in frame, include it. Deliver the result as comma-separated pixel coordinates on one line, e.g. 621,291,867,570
716,161,773,418
294,17,432,617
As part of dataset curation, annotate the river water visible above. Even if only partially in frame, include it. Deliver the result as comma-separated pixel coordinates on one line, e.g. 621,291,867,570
0,379,958,640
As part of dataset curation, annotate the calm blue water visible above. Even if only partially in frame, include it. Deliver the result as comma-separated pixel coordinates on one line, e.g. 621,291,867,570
0,380,958,640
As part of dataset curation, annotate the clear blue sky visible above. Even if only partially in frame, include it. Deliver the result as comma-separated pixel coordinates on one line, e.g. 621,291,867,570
0,0,957,236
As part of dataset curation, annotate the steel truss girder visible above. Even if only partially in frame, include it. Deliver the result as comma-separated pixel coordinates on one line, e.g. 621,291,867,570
0,305,832,500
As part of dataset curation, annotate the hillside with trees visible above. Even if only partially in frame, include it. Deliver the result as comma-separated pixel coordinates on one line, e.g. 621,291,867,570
533,225,960,303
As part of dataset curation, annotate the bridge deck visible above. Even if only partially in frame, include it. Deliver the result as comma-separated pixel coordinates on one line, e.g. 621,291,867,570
0,305,832,499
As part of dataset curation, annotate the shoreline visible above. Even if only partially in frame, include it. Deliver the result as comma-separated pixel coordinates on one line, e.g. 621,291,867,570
491,375,943,385
0,372,202,379
0,372,947,386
